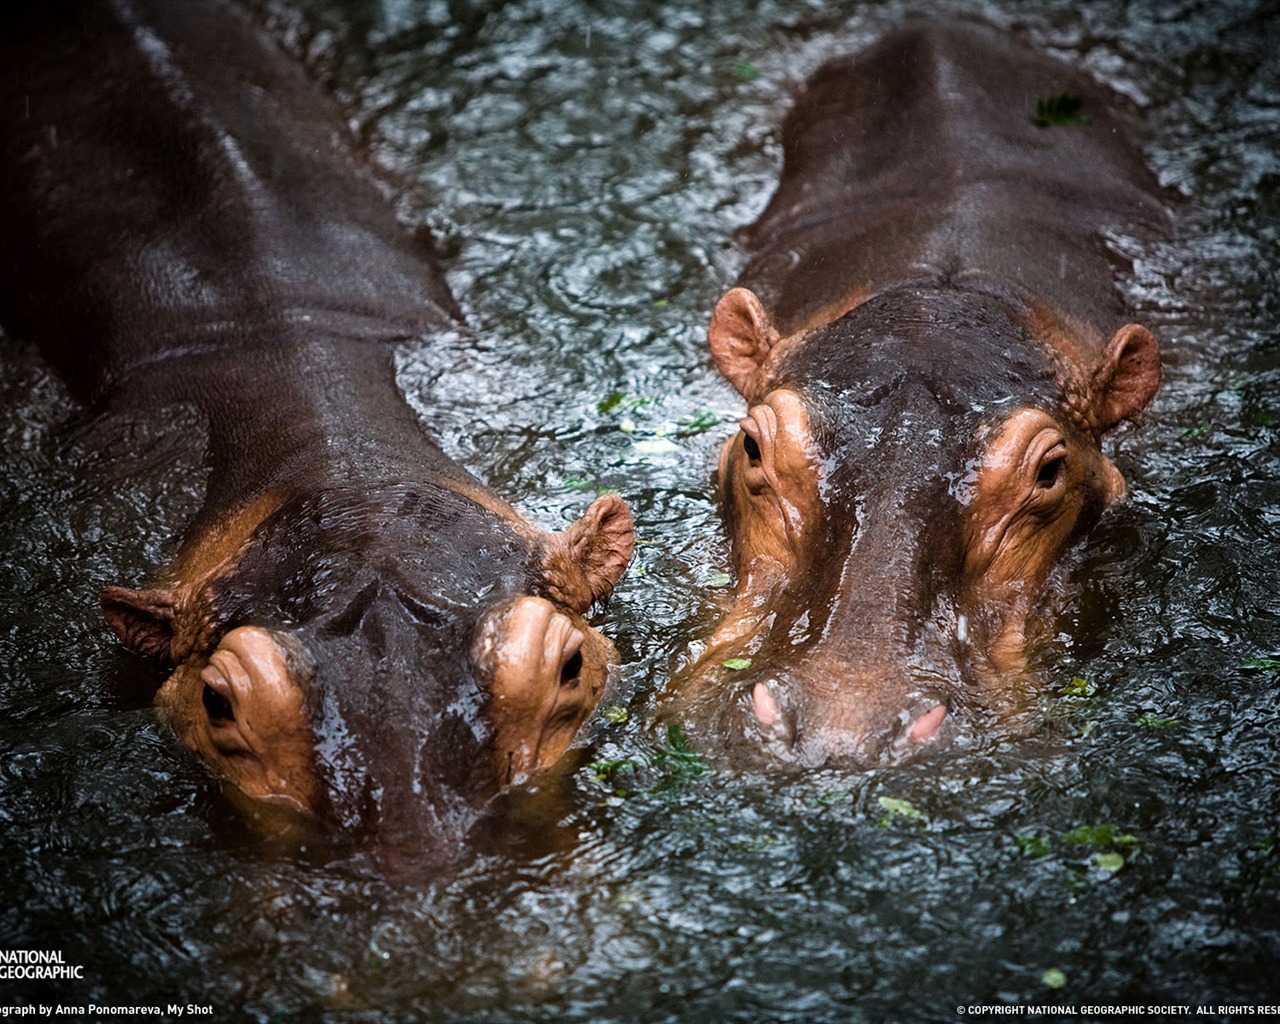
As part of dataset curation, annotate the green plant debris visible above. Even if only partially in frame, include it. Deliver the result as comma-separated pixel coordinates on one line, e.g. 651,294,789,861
1210,374,1249,400
602,705,630,725
1060,824,1139,850
652,298,670,309
1015,833,1054,858
1060,676,1094,698
705,571,733,588
877,796,928,829
1094,852,1127,874
1134,713,1180,729
1181,424,1213,438
678,411,721,436
808,790,852,808
562,477,595,491
588,757,640,785
598,391,657,415
632,437,680,455
1243,656,1280,672
735,832,785,853
618,417,637,434
1033,93,1089,127
1228,836,1280,900
732,58,760,82
652,723,709,787
1042,968,1068,989
722,657,752,671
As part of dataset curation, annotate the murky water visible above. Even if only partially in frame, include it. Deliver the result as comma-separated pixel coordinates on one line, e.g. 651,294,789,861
2,0,1278,1019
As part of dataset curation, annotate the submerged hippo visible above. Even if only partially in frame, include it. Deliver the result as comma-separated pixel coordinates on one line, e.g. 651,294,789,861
668,22,1167,764
0,0,633,859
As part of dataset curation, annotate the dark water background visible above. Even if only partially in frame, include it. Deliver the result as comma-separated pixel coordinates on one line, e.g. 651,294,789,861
2,0,1278,1020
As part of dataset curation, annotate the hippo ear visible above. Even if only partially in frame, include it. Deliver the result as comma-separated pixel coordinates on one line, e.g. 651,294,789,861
101,585,181,662
546,494,635,612
708,288,781,396
1090,323,1161,432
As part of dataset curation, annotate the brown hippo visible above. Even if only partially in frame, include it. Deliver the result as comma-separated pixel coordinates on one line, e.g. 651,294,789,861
668,22,1167,765
0,0,633,863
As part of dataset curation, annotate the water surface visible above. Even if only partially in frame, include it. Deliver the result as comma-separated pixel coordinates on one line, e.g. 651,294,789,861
1,0,1278,1019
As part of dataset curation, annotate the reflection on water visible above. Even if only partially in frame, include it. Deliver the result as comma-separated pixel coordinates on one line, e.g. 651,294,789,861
1,0,1278,1019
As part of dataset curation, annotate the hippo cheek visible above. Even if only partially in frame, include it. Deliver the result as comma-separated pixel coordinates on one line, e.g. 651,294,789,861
157,626,320,818
476,596,612,785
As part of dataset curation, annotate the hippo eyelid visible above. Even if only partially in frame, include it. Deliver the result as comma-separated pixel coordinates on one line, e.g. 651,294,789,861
198,666,236,724
1026,432,1068,491
1036,448,1066,487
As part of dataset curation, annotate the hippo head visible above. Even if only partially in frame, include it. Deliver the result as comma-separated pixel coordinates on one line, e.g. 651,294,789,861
673,285,1159,765
99,484,633,861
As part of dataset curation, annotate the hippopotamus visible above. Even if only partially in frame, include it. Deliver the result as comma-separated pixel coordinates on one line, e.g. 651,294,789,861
667,22,1168,765
0,0,633,862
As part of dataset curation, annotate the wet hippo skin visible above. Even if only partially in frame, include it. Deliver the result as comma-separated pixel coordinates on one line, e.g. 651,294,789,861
667,22,1168,765
0,0,634,863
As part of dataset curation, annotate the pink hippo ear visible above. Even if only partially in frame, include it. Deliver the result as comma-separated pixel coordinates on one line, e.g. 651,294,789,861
1090,323,1162,432
100,585,182,662
545,494,635,612
708,287,781,397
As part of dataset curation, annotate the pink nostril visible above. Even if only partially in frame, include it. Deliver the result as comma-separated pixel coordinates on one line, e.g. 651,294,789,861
908,704,948,744
752,682,779,726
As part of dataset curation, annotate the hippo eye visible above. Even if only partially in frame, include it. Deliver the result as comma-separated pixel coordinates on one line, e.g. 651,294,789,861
1036,447,1067,489
202,683,235,724
742,433,762,462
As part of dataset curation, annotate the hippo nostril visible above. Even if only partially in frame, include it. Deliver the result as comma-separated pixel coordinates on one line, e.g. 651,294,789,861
752,681,779,726
908,703,947,744
559,648,583,687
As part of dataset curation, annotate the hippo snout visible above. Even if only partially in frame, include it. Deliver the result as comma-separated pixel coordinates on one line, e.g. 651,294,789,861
738,666,953,767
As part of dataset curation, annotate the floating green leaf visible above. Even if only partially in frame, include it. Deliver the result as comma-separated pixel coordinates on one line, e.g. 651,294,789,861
1033,93,1089,127
652,723,708,786
1042,968,1068,989
588,757,640,784
1015,833,1054,858
1060,676,1093,698
1134,714,1180,729
722,657,752,671
1094,851,1127,874
562,477,594,491
877,796,928,828
602,706,630,725
632,437,680,455
678,411,722,436
705,571,733,588
732,58,760,82
598,391,656,415
1243,656,1280,672
1060,824,1139,849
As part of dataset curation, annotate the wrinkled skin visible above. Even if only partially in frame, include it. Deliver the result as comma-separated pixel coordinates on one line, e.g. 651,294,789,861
0,0,634,864
666,22,1169,765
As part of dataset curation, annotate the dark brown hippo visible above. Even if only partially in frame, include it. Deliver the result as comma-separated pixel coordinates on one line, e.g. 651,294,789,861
0,0,633,862
667,22,1167,765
